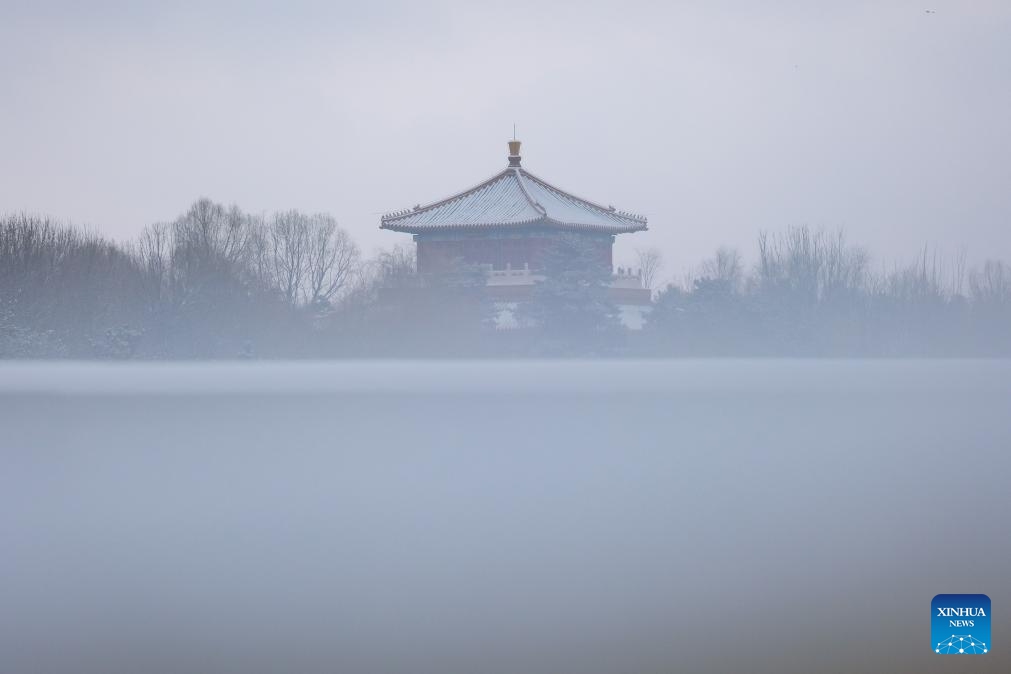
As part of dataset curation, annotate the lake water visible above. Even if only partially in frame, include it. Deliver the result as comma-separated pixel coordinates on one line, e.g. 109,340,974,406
2,360,1009,673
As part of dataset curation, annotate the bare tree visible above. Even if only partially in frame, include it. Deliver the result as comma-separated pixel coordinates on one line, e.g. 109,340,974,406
133,222,172,303
970,260,1010,306
2,213,141,356
700,246,743,289
264,211,360,307
819,230,868,303
758,226,867,303
269,210,309,305
950,246,968,299
376,244,417,287
305,214,359,306
173,198,250,267
635,247,664,290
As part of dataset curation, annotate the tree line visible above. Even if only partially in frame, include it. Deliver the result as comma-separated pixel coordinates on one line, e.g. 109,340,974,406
1,201,1008,358
644,228,1010,356
2,200,365,358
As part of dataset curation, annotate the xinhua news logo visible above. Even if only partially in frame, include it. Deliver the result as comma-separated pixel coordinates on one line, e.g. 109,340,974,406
932,594,990,655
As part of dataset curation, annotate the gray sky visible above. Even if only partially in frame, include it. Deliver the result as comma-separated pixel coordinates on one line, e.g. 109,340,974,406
2,0,1009,279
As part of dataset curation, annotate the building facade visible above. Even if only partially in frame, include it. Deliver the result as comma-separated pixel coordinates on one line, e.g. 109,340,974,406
380,140,651,327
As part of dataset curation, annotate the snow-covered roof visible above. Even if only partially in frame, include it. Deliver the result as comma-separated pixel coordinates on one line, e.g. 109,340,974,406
380,144,647,235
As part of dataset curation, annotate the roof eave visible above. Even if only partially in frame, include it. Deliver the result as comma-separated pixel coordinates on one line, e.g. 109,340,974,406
541,215,648,234
380,218,647,235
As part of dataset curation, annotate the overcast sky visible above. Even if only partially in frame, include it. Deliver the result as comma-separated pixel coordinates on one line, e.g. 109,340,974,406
2,0,1008,279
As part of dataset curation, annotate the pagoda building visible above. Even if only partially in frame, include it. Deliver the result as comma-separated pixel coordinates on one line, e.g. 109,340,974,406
380,140,652,327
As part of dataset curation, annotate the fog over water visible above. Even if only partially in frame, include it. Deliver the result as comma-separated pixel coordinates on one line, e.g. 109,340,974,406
4,1,1010,670
2,360,1009,673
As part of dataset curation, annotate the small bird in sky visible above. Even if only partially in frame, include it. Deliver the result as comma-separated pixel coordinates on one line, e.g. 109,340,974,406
925,9,936,13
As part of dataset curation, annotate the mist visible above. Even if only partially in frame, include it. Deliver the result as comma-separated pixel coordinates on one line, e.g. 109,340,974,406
3,361,1010,673
3,2,1010,672
3,208,1010,358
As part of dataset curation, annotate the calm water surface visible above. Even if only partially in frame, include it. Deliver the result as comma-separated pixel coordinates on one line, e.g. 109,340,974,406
1,360,1009,673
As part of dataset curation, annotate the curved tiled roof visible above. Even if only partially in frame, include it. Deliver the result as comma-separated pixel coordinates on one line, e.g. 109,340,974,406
380,167,647,235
